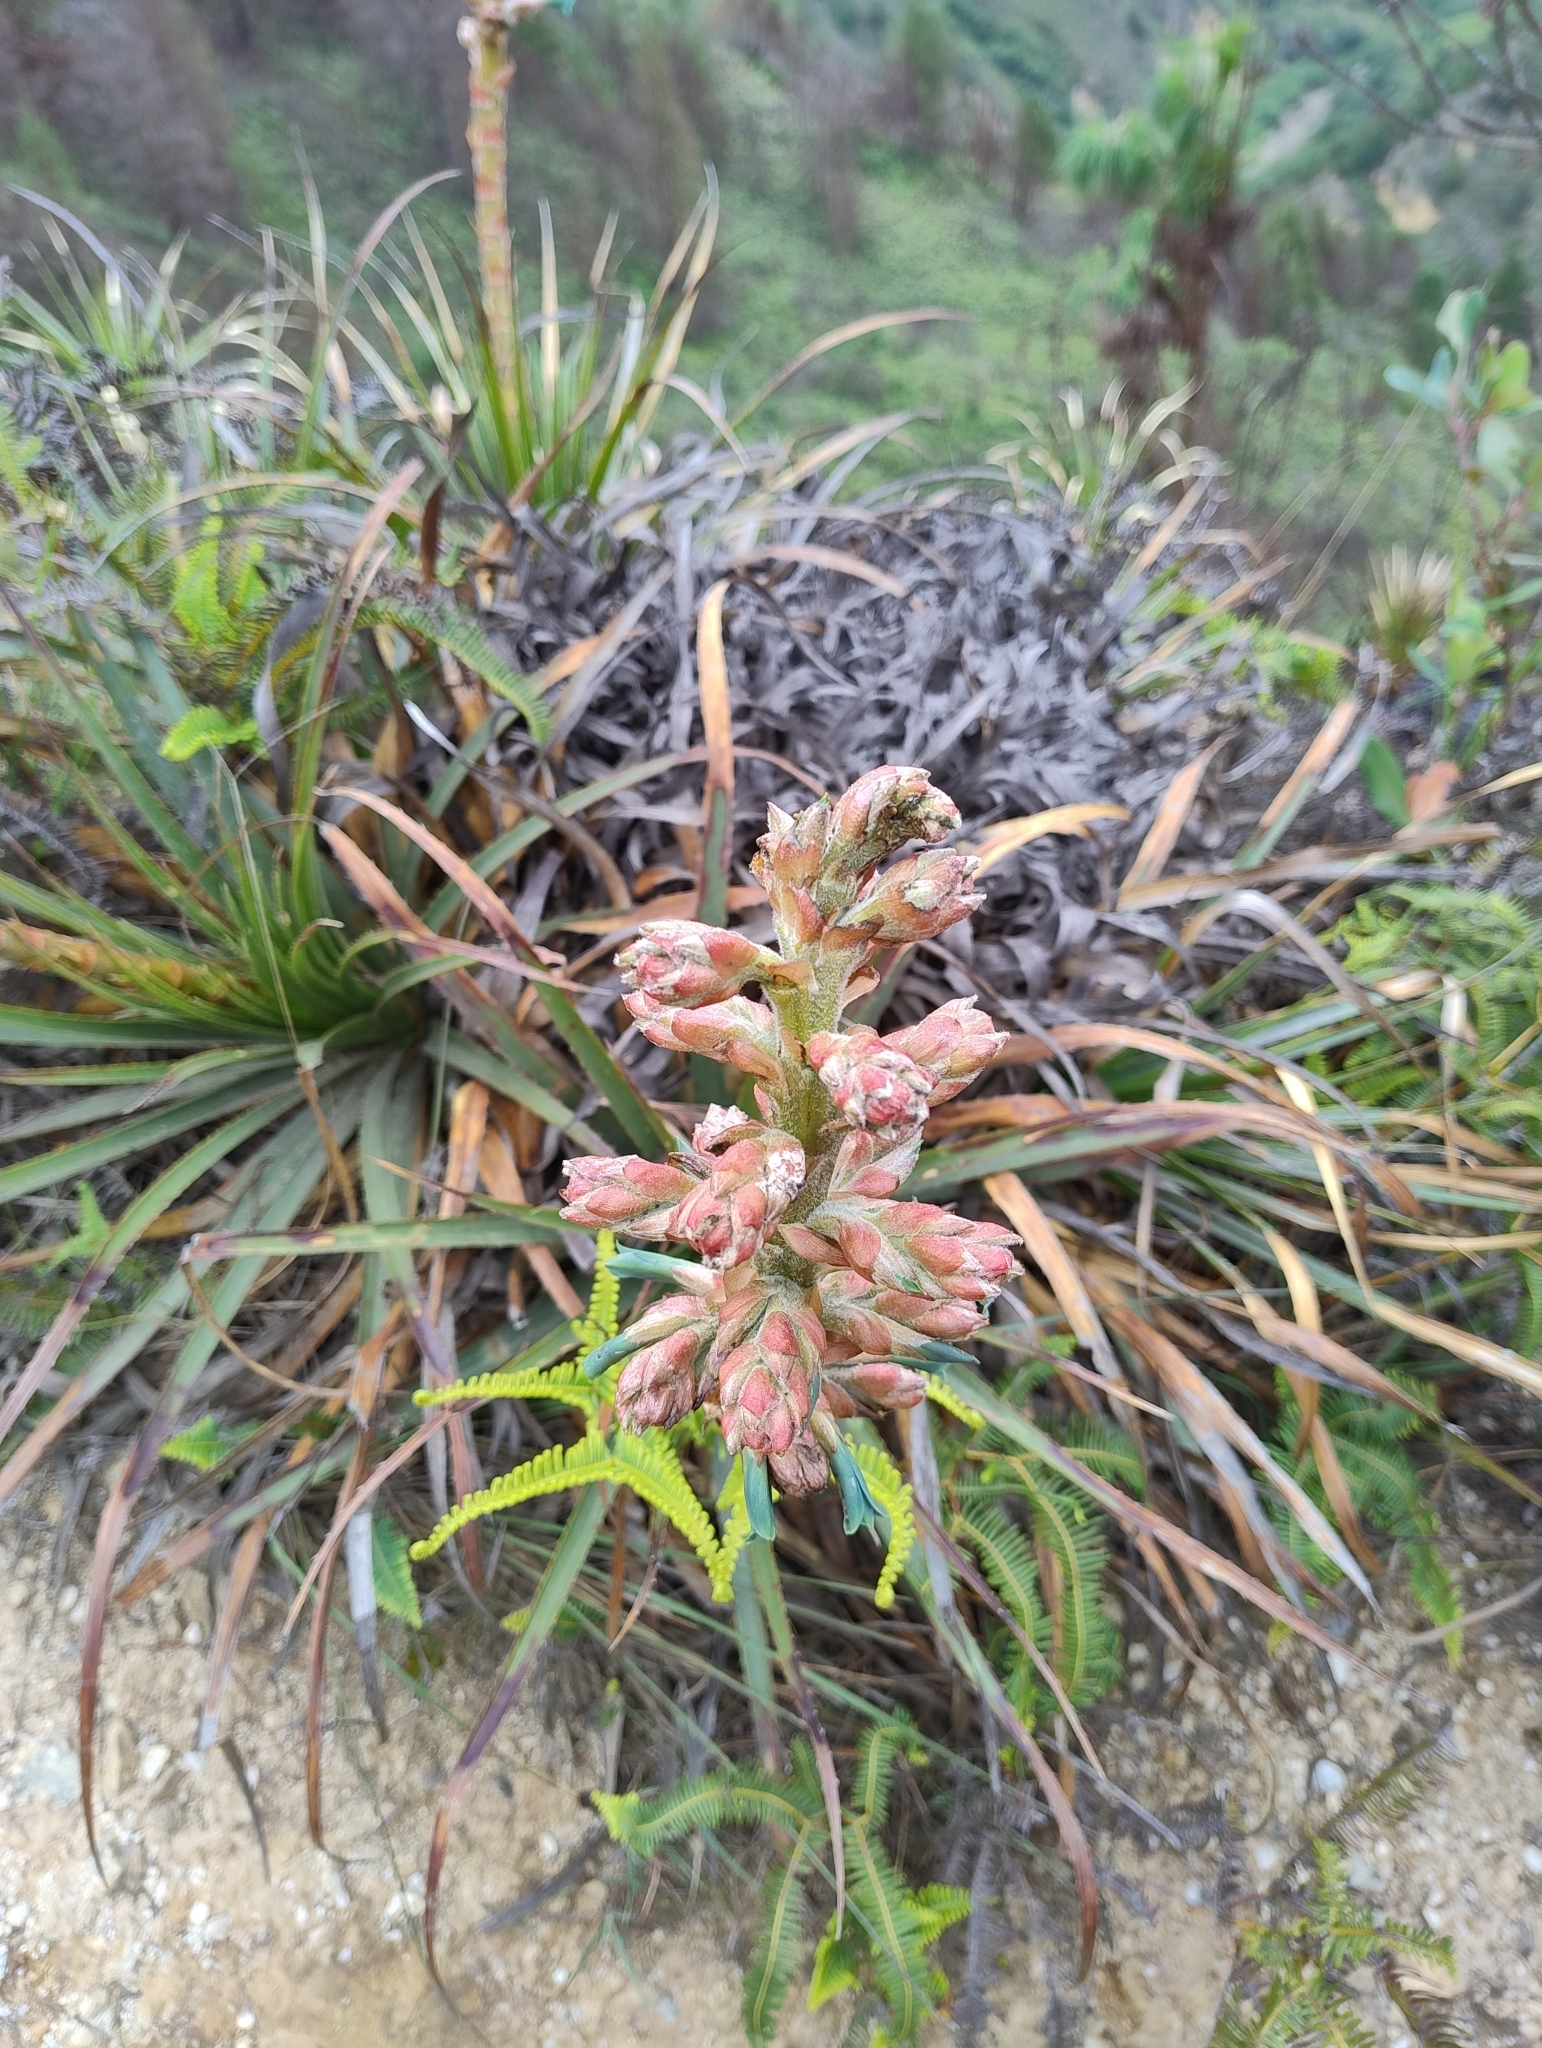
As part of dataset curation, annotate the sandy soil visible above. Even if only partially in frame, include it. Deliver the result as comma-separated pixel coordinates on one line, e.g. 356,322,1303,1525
1,1470,1539,2048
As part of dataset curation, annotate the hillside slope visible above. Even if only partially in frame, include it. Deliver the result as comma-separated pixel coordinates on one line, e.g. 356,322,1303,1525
0,0,1515,625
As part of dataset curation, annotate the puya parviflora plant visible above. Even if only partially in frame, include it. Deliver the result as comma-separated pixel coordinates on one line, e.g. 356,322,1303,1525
555,763,1021,1558
410,765,1014,1597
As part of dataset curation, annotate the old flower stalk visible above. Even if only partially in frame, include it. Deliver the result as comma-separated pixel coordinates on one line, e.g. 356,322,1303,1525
560,766,1019,1537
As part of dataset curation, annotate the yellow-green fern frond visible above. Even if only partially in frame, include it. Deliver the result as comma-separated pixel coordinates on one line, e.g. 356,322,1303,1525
414,1361,602,1417
409,1432,616,1559
609,1428,722,1580
711,1459,755,1603
853,1443,916,1610
571,1231,620,1362
924,1378,983,1429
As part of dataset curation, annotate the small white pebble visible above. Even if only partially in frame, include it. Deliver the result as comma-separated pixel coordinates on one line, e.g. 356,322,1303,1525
294,1904,309,1927
1462,1551,1479,1568
236,2016,256,2033
1477,1677,1497,1698
188,1901,210,1928
57,1584,79,1613
139,1743,172,1785
1311,1759,1348,1798
538,1832,561,1864
1254,1842,1281,1875
337,1948,351,1964
1523,1845,1542,1875
181,1621,205,1647
551,1964,569,1986
1183,1879,1205,1906
6,1902,28,1929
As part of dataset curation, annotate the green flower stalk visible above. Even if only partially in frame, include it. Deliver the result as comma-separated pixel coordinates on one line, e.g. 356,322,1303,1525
457,0,578,412
560,766,1019,1535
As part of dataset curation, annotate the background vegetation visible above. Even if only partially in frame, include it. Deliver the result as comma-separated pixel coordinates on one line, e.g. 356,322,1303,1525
3,0,1532,630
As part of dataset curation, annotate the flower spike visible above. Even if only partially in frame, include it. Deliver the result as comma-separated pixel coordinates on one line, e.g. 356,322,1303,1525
555,767,1007,1573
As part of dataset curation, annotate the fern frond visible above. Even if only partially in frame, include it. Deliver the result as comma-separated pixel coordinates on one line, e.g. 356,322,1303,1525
592,1778,737,1857
588,1230,620,1335
571,1230,620,1361
807,1928,861,2012
912,1883,971,1946
594,1764,823,1863
409,1432,615,1558
852,1442,915,1610
711,1459,755,1603
1052,1412,1146,1493
743,1829,814,2047
851,1720,916,1827
1367,1920,1457,1976
608,1428,721,1580
360,594,551,740
1016,1469,1121,1705
924,1377,984,1428
1328,1727,1456,1851
414,1361,601,1416
371,1515,422,1627
953,1503,1046,1640
843,1815,932,2044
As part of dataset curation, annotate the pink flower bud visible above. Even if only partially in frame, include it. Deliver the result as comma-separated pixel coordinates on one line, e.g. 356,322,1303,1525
620,1292,720,1349
669,1129,806,1270
559,1153,699,1236
884,998,1006,1106
752,799,831,890
808,1027,934,1135
769,1430,831,1496
619,921,779,1007
717,1303,820,1458
827,1127,922,1201
834,850,983,944
693,1102,752,1151
826,1360,929,1410
778,1221,843,1265
615,1325,711,1432
816,1266,910,1356
751,800,836,954
626,993,788,1085
838,1202,1020,1303
870,1288,985,1340
824,766,959,874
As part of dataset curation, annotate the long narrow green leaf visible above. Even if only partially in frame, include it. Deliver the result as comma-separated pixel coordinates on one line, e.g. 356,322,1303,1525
0,1086,364,1502
0,1051,293,1146
539,985,671,1158
0,1007,224,1049
188,1208,569,1262
438,1027,609,1155
0,1072,303,1204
